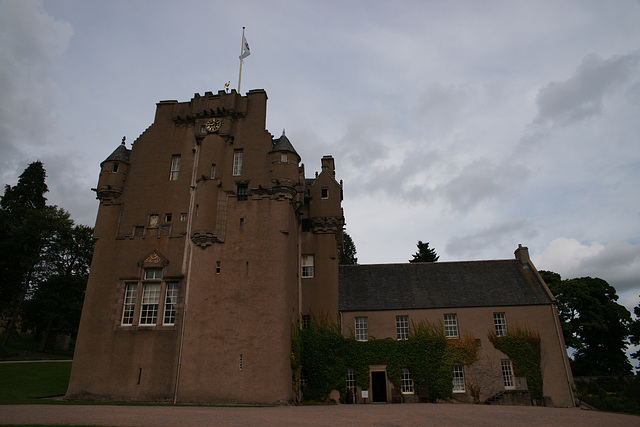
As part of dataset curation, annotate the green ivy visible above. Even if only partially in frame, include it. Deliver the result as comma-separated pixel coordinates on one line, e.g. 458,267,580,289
292,320,479,401
488,327,543,402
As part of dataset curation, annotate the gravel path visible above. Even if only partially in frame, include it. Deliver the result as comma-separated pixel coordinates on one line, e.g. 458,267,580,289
1,403,639,426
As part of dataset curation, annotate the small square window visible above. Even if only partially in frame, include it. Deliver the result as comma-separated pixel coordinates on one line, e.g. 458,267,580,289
165,213,172,222
180,213,188,222
281,153,288,163
112,163,119,173
321,188,329,199
149,214,159,227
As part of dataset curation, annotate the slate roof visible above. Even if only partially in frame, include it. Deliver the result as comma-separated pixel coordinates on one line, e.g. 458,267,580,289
339,260,553,312
269,131,299,156
101,143,131,165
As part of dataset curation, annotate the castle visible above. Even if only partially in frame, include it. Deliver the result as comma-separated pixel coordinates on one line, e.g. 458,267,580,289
66,89,574,406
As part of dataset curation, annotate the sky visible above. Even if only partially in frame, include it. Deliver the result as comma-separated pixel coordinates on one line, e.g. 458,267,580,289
1,0,639,314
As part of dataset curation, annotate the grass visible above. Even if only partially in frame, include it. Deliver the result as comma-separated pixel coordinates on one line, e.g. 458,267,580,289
0,361,72,404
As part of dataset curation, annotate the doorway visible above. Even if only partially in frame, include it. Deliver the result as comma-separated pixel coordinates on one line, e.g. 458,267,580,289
371,371,387,403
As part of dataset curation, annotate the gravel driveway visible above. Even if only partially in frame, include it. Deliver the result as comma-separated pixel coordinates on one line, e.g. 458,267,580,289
1,403,639,426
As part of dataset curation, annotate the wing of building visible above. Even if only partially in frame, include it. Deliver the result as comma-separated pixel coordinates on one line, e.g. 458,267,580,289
66,89,574,407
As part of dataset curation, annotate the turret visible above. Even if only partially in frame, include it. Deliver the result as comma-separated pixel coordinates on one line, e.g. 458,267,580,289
269,130,301,200
94,138,131,202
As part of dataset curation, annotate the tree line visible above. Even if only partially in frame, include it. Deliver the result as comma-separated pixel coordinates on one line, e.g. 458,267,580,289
1,161,94,351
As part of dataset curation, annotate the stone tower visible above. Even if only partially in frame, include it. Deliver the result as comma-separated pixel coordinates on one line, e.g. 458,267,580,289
67,89,344,404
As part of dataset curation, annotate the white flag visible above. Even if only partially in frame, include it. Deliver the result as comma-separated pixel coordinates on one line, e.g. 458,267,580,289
240,35,250,60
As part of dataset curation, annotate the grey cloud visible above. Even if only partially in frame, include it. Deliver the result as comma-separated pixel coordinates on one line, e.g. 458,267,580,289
532,51,640,129
446,219,537,259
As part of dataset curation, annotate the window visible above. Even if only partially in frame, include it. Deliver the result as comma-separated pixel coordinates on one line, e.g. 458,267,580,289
165,213,172,222
122,284,137,325
163,283,178,325
396,315,409,340
444,314,458,338
180,213,187,222
321,187,329,199
216,261,221,274
237,184,248,201
302,315,311,330
112,163,119,173
346,368,356,391
210,164,216,179
239,218,244,230
139,283,160,325
501,360,515,389
453,365,465,392
401,368,414,394
355,317,368,341
134,226,144,237
494,312,507,336
233,150,243,176
144,269,162,280
301,255,314,278
170,155,180,181
149,214,159,227
281,153,288,163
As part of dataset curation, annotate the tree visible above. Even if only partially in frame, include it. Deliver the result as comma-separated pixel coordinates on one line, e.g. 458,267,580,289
0,162,94,348
409,241,439,263
540,271,632,376
629,299,640,363
339,231,358,265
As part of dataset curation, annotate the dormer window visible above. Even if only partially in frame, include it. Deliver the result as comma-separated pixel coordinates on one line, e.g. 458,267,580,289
112,163,119,173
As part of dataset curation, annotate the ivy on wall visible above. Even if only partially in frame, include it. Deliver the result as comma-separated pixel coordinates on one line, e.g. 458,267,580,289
291,320,479,401
488,327,543,402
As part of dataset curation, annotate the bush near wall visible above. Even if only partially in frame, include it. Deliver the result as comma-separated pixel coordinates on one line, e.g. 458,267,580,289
292,320,479,402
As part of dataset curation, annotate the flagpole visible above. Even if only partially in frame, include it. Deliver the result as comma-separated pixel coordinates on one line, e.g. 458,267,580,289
238,27,245,94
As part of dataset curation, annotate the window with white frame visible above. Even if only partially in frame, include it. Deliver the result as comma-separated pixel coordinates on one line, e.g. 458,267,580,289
233,150,243,176
501,360,515,389
122,283,137,325
281,153,288,163
301,255,314,278
346,368,356,391
139,283,160,325
170,155,180,181
396,315,409,340
444,314,459,338
145,269,162,280
494,312,507,336
163,283,178,325
401,368,414,394
355,317,368,341
453,365,465,392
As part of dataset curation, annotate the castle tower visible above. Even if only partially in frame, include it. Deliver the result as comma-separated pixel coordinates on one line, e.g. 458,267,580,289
67,89,343,404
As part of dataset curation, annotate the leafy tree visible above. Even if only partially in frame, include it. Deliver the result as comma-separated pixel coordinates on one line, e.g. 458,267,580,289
339,231,358,265
629,298,640,363
1,162,93,348
540,271,632,376
409,240,439,263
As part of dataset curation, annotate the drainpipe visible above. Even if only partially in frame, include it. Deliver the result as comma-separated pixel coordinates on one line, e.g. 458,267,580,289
173,138,201,404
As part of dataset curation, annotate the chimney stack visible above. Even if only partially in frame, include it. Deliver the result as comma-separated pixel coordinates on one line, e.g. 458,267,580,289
514,244,530,265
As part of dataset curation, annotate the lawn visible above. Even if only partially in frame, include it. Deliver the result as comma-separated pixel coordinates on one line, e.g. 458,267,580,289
0,361,72,404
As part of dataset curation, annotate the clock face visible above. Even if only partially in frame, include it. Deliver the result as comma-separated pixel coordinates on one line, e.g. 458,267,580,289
205,118,222,133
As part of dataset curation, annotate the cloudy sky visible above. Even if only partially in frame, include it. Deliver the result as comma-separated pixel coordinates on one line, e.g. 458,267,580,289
1,1,639,311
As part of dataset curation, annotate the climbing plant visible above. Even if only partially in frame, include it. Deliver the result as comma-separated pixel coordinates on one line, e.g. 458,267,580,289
292,319,479,402
488,327,543,402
